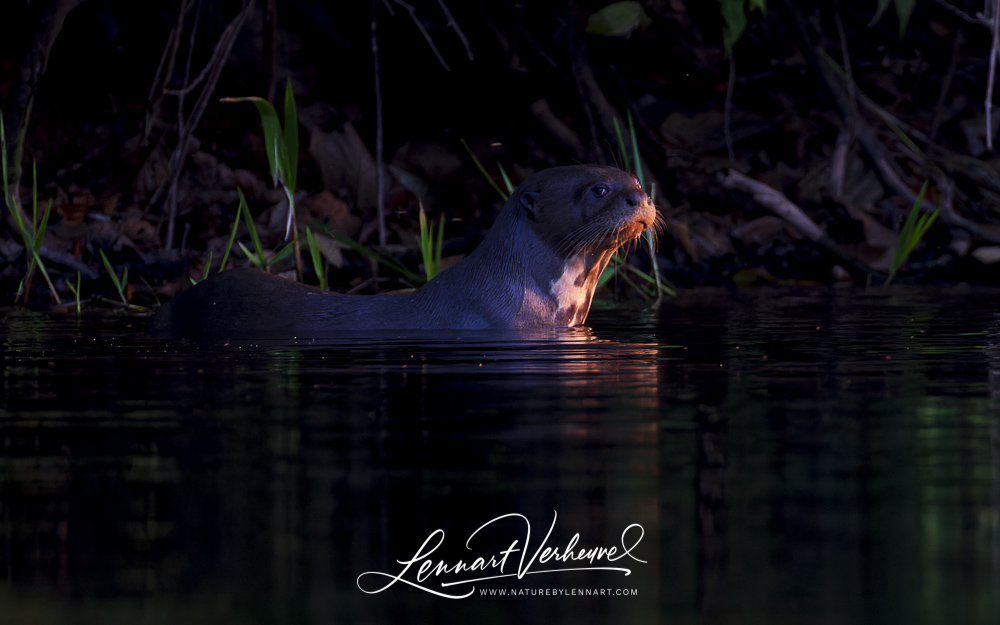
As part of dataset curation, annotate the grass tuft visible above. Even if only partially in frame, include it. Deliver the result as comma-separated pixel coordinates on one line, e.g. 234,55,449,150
222,78,303,279
98,249,129,305
885,182,939,287
305,226,327,290
66,272,82,313
612,113,669,299
2,116,61,305
418,203,446,282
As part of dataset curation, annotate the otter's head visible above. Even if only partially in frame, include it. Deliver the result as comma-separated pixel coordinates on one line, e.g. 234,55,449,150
514,165,657,258
508,165,660,327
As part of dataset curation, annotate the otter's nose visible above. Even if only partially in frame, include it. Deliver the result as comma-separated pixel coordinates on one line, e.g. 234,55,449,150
625,191,648,208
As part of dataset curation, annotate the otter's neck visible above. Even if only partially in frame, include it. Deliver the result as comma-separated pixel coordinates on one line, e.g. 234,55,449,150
416,209,614,328
545,249,617,326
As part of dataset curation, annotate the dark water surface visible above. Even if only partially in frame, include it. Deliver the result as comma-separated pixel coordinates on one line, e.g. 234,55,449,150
1,286,998,624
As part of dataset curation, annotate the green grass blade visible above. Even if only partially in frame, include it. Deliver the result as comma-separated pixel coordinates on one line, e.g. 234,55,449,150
644,181,664,297
98,249,127,304
317,225,423,283
497,163,515,195
225,87,299,242
260,107,285,187
7,169,62,304
621,260,657,287
887,181,938,286
99,250,122,297
32,162,38,227
33,259,61,305
597,264,616,288
915,211,939,240
282,185,295,241
7,161,61,302
219,194,244,272
434,214,445,278
611,117,632,171
201,251,213,281
461,138,509,200
282,78,298,193
66,272,82,313
237,241,266,269
612,117,629,172
237,188,268,269
222,96,283,186
1,111,11,210
271,240,296,265
419,206,432,282
33,199,52,252
627,111,644,188
11,204,31,248
890,181,927,275
305,226,326,290
643,230,661,295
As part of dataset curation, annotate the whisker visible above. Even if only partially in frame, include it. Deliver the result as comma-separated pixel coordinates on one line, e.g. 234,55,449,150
555,201,661,259
557,222,604,255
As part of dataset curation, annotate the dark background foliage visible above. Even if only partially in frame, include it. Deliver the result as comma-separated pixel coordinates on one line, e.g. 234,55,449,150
2,0,999,307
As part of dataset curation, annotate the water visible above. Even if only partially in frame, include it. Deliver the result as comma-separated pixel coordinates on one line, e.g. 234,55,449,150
1,286,998,624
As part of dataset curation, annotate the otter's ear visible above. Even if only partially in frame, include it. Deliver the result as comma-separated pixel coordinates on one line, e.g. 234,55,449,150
519,191,539,219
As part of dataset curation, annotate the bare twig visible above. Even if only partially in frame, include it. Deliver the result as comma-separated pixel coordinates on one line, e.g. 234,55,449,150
165,0,204,250
265,0,280,102
833,0,858,118
143,0,197,145
529,99,586,158
780,0,1000,244
569,38,621,162
435,0,473,60
722,169,882,281
373,0,387,247
162,10,220,102
181,0,201,93
144,23,176,132
928,0,991,25
929,23,963,143
38,245,99,279
4,0,87,192
829,128,851,202
723,170,826,241
391,0,451,70
988,0,999,150
161,0,252,250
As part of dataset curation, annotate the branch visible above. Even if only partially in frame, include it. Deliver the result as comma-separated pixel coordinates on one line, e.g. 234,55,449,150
391,0,451,70
3,0,88,193
722,169,883,281
987,0,999,150
373,0,387,247
779,0,1000,244
435,0,473,60
161,0,253,250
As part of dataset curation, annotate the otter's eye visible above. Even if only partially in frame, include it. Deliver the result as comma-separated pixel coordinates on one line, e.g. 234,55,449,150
592,185,609,197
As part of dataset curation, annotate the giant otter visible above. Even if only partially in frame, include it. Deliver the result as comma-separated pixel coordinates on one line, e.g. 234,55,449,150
152,165,657,338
